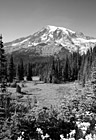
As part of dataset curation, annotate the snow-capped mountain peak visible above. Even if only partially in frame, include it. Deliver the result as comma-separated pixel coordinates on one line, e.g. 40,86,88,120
46,25,57,32
4,25,96,56
46,25,75,34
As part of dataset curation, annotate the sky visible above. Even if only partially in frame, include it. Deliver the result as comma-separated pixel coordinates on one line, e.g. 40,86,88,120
0,0,96,42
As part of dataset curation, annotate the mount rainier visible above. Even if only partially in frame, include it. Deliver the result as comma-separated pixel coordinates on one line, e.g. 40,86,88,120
4,25,96,59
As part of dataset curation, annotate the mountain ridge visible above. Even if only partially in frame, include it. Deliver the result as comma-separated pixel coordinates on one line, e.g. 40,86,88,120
4,25,96,57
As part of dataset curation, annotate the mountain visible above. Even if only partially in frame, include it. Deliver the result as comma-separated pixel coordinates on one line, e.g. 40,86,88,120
4,25,96,62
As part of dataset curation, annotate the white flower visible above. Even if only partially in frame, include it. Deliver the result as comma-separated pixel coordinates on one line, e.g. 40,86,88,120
36,127,43,134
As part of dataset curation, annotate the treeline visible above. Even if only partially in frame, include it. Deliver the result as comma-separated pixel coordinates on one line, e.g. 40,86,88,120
79,47,96,86
40,53,81,83
6,55,48,82
5,46,96,85
39,46,96,85
40,47,96,85
6,53,80,83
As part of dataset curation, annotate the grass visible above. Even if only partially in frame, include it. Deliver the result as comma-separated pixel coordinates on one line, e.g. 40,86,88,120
7,81,84,109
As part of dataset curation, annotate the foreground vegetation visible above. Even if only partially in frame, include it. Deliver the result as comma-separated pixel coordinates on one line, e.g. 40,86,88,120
0,80,96,140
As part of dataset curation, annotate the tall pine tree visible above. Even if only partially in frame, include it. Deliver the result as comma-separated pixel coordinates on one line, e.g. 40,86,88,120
19,58,24,80
16,59,24,81
0,35,7,82
8,55,15,82
27,63,32,81
91,59,96,96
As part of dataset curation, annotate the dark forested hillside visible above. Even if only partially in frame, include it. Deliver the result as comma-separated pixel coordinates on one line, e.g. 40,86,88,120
5,45,96,85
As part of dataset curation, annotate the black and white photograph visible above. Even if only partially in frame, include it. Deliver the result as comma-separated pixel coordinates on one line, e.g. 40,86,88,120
0,0,96,139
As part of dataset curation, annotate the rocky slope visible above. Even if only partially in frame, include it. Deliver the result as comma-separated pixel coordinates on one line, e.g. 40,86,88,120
4,25,96,57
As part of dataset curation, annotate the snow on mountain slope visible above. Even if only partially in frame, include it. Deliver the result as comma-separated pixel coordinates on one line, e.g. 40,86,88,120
12,37,30,46
4,25,96,56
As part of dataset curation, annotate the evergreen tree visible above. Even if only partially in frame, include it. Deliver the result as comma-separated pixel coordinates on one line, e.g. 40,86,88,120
85,49,92,80
17,64,21,81
92,46,96,62
16,59,24,81
63,55,69,81
51,57,59,83
91,59,96,96
55,58,62,82
79,54,86,81
27,63,32,81
8,55,15,82
0,35,7,82
19,58,24,80
80,49,92,85
73,52,79,80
